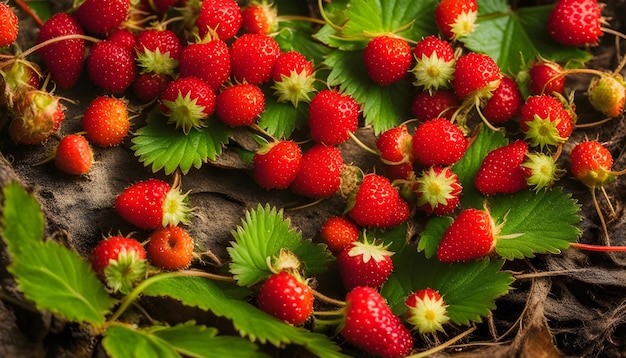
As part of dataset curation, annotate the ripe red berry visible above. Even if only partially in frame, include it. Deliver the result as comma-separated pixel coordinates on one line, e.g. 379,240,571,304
134,28,182,76
75,0,130,36
0,2,19,47
411,118,467,167
90,236,147,293
414,165,463,215
160,76,216,133
520,94,574,148
290,144,344,199
319,216,360,255
240,2,278,35
258,271,313,326
348,173,410,229
451,52,502,101
271,51,316,107
229,33,281,84
547,0,604,47
474,140,529,195
411,89,460,122
337,238,394,290
436,208,498,262
82,96,130,147
215,83,265,127
195,0,242,41
435,0,478,40
54,134,93,175
376,125,414,165
363,35,413,85
132,72,173,102
482,76,523,124
87,40,137,93
179,38,231,91
308,89,360,145
570,141,616,189
147,226,195,270
107,28,136,51
528,59,566,96
253,140,302,190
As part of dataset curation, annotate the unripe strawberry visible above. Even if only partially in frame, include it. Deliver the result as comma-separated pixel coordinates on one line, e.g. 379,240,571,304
9,90,65,145
587,74,625,118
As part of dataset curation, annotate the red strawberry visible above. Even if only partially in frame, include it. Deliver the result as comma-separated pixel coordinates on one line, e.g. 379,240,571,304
522,152,564,191
147,226,195,270
9,89,65,145
195,0,242,41
337,237,394,290
241,2,278,35
376,124,414,165
482,76,523,124
451,52,502,101
587,74,625,118
0,2,18,47
520,94,574,148
215,83,265,127
82,96,130,147
36,13,86,89
528,59,566,96
229,33,281,84
411,35,455,91
134,28,182,76
547,0,604,47
435,0,478,40
179,37,230,91
75,0,130,36
308,89,360,145
411,118,467,167
405,288,450,334
160,76,216,133
341,286,413,358
258,271,313,325
132,72,173,102
363,35,413,86
348,173,410,229
436,208,499,262
290,144,344,199
87,40,137,93
570,141,616,189
414,165,462,215
319,216,359,255
474,140,529,195
54,134,93,175
90,236,147,293
115,178,192,230
253,140,302,190
271,50,316,107
107,28,136,51
411,89,460,122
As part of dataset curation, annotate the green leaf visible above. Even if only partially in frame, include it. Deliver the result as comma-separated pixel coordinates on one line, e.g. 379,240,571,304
274,21,332,67
228,204,333,286
381,248,514,326
257,94,308,139
142,275,348,358
416,216,454,258
1,182,44,255
104,325,182,358
131,111,231,175
369,222,409,254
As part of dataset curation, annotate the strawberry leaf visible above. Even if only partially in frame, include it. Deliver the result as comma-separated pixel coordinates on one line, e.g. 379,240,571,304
1,182,44,254
371,222,409,254
258,94,308,139
228,204,333,286
417,216,454,258
131,110,231,175
274,21,332,67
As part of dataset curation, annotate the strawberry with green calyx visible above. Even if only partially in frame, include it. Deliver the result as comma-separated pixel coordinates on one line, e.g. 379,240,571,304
90,235,147,294
527,58,566,96
147,225,195,271
546,0,605,47
411,118,467,167
414,165,462,216
411,89,460,122
319,216,359,255
134,28,182,77
308,89,360,145
290,144,344,199
411,35,455,91
253,139,302,190
241,1,278,35
363,34,413,86
405,288,450,334
451,52,501,102
520,94,574,149
436,208,502,262
229,33,281,84
337,232,394,290
0,2,18,47
271,50,316,107
347,173,410,229
258,269,314,326
82,96,130,147
522,152,565,191
474,140,529,196
435,0,478,40
9,89,65,145
195,0,242,41
0,60,41,107
54,134,94,176
587,74,625,118
159,76,216,134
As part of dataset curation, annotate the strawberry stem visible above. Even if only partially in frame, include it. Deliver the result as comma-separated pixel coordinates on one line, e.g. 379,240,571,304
277,15,326,26
317,0,345,32
312,289,346,307
13,0,44,27
347,130,380,157
408,325,477,358
17,34,102,60
569,242,626,252
590,187,611,246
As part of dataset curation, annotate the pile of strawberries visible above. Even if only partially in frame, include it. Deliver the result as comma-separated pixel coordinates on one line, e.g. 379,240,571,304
2,0,626,356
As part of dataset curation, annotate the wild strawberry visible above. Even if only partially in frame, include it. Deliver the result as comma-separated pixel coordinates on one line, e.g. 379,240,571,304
134,28,182,76
451,52,502,101
132,72,173,102
363,35,413,86
75,0,130,36
348,173,410,229
474,140,529,195
179,37,230,91
414,165,462,215
570,140,616,189
341,286,413,358
258,271,313,325
337,236,394,290
411,89,460,122
90,236,147,293
87,40,137,93
587,74,625,118
253,139,302,190
520,94,574,148
0,60,42,108
107,28,136,51
376,124,414,165
522,152,564,191
115,178,192,230
82,96,130,147
9,89,64,145
229,33,281,84
215,83,265,127
0,2,18,47
435,0,478,40
241,1,278,35
195,0,242,41
547,0,604,47
308,89,360,145
147,226,195,270
319,216,359,255
411,118,467,167
36,13,86,89
436,208,500,262
290,144,344,199
411,35,455,91
405,288,450,334
271,50,316,107
54,134,93,175
160,76,216,133
482,76,523,124
528,59,566,96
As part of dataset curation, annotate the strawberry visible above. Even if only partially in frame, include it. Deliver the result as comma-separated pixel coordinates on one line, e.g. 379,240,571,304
435,0,478,40
347,173,410,229
587,74,625,118
0,60,41,108
115,178,192,230
90,236,147,293
86,40,137,93
363,34,413,86
411,89,460,122
54,134,93,175
160,76,216,133
482,76,523,124
528,59,566,96
337,236,394,290
411,118,467,167
414,165,462,215
570,140,616,189
474,140,529,195
319,216,359,255
241,1,278,35
290,144,344,199
451,52,502,101
179,37,230,91
229,33,281,84
195,0,242,41
546,0,604,47
8,89,65,145
134,28,182,76
107,28,136,51
436,208,499,262
308,89,360,145
82,96,130,147
340,286,413,358
520,94,574,148
411,35,455,91
215,83,265,127
405,288,450,334
522,152,564,191
271,50,316,107
36,13,86,89
147,226,195,270
132,72,173,102
258,271,313,325
253,140,302,190
376,124,414,165
0,2,18,47
75,0,130,36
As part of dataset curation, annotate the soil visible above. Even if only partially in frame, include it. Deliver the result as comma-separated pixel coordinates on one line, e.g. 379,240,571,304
2,1,626,357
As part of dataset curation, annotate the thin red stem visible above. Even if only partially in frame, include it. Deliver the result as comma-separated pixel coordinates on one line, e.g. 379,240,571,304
569,242,626,252
14,0,44,27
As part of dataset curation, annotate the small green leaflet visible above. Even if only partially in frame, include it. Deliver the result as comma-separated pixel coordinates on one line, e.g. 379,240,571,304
131,110,231,175
257,93,308,139
1,182,44,255
228,204,333,286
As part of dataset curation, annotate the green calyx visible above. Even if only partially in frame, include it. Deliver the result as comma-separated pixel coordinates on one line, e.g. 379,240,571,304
103,249,147,294
272,70,316,108
162,92,208,134
522,152,564,191
136,48,179,76
523,114,568,148
588,75,626,118
412,53,455,91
